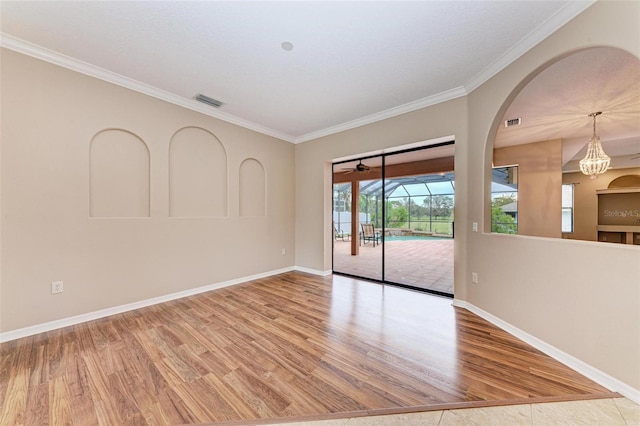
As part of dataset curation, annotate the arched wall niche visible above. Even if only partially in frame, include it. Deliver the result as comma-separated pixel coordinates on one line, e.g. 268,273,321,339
239,158,266,217
169,126,228,218
90,128,150,218
484,46,640,241
608,175,640,189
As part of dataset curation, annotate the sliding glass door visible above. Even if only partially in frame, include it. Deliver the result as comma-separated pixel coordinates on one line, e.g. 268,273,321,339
332,143,455,296
332,157,383,281
383,148,455,295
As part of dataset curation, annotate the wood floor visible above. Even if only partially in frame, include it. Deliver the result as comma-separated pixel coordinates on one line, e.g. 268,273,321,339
0,272,615,425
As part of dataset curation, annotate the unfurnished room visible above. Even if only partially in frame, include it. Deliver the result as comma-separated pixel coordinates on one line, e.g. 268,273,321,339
0,1,639,425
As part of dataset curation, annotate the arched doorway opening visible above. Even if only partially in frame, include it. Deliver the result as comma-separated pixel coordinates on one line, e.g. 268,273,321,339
485,46,640,242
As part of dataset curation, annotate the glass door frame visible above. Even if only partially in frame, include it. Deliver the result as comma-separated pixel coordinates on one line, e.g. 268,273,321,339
332,141,455,297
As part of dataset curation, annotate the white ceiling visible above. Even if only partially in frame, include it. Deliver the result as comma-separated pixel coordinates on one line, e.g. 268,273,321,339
0,0,599,144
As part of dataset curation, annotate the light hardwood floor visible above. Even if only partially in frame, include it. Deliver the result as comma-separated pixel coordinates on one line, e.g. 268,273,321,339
0,272,617,425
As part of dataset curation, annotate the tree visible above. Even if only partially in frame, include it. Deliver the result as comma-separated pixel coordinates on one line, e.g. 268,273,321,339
387,200,408,228
368,196,383,227
491,194,517,234
431,195,453,218
491,207,517,234
335,190,351,212
492,194,516,207
408,198,427,220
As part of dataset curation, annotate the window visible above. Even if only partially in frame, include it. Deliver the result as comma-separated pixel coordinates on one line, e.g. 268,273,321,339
491,166,518,234
562,184,574,233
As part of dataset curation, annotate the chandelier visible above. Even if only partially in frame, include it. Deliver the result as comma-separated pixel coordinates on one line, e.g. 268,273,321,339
579,111,610,179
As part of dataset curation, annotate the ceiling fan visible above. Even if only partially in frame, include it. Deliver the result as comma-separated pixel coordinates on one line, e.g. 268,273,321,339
342,160,371,174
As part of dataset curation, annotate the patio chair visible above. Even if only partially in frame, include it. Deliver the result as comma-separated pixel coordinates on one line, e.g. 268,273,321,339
334,226,350,241
360,223,381,247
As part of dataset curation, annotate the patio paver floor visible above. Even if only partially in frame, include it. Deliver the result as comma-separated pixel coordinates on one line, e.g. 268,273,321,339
333,238,454,294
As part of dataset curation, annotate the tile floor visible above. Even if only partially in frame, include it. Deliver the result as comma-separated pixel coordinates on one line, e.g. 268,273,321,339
333,239,454,294
274,398,639,425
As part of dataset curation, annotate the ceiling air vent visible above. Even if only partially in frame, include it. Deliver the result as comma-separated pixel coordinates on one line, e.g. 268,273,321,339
505,117,522,127
194,93,223,108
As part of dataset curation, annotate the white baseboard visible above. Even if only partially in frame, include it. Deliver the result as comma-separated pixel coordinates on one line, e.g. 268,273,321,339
0,266,296,343
452,299,640,404
294,266,332,276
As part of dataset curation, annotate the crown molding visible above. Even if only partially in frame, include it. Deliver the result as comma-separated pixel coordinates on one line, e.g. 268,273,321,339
0,33,297,143
0,32,466,146
464,0,597,94
2,0,595,147
294,86,467,144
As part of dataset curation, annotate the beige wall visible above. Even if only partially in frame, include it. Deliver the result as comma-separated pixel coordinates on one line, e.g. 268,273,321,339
563,167,640,241
296,0,640,393
494,139,563,238
0,49,296,332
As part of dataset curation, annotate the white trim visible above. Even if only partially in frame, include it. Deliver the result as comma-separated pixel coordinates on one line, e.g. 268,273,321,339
0,34,296,144
464,1,596,93
452,299,640,404
0,266,295,343
294,266,333,276
294,87,467,144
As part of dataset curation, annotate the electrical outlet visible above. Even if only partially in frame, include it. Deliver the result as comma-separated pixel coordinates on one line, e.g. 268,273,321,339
281,248,286,255
52,281,64,294
471,273,478,284
472,222,478,232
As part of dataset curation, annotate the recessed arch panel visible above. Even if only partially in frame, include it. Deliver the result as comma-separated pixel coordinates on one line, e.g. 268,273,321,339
90,129,150,217
239,158,266,217
608,174,640,188
169,127,227,217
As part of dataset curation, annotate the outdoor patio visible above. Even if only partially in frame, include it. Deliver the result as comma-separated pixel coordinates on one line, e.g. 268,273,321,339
333,237,454,295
